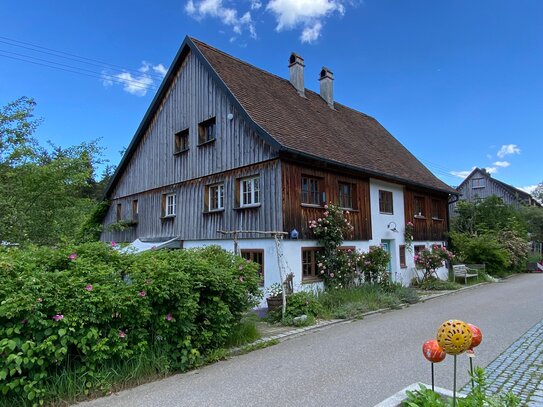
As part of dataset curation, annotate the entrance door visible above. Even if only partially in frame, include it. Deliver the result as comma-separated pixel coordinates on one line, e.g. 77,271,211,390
381,239,393,277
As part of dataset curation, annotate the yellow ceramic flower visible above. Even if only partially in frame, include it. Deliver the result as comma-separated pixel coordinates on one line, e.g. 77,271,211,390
436,319,473,355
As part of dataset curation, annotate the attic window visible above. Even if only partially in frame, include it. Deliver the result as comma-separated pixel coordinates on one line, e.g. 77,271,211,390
174,129,189,154
198,117,216,145
472,178,485,189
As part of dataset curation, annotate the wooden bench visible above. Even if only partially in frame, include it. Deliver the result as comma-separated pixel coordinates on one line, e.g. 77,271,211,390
452,264,479,284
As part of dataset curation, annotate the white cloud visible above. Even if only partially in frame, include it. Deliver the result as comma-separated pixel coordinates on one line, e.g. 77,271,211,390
450,167,475,179
101,61,167,96
267,0,347,43
497,144,520,159
301,22,322,43
485,167,497,174
493,161,511,168
518,185,538,195
185,0,257,39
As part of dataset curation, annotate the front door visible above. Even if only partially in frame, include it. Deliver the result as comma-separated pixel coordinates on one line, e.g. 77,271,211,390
381,239,393,277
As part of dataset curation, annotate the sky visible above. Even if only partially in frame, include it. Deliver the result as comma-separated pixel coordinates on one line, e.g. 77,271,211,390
1,0,542,193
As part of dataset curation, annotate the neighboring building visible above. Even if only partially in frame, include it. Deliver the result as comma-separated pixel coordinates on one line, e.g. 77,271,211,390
451,168,541,212
101,36,457,292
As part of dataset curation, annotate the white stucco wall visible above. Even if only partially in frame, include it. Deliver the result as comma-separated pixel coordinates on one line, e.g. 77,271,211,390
181,180,450,306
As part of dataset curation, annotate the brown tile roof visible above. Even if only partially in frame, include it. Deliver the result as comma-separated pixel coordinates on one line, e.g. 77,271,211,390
191,38,456,194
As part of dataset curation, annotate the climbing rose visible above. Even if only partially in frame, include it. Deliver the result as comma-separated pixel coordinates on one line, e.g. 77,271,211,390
85,284,93,291
69,253,77,260
52,314,64,321
166,313,173,321
119,330,126,339
138,291,146,297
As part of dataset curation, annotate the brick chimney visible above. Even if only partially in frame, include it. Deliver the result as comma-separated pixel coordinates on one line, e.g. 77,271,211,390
319,67,334,108
289,52,305,97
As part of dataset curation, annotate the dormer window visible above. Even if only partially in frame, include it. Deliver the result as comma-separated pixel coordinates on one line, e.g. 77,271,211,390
174,129,189,154
198,117,216,145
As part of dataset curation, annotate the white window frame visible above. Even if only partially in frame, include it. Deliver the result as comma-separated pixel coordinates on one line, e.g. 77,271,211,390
165,193,176,217
240,176,260,207
209,183,224,211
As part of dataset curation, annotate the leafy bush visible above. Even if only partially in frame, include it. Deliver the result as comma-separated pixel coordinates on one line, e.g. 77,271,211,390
412,277,462,291
0,243,260,405
497,230,529,272
284,291,323,319
403,367,519,406
358,246,390,286
450,232,509,276
414,245,454,282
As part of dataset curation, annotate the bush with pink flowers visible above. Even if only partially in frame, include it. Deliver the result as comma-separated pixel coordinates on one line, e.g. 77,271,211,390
0,243,260,404
414,245,454,281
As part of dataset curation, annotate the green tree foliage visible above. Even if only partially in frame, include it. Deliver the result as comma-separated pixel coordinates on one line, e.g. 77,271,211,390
450,196,531,274
0,97,110,245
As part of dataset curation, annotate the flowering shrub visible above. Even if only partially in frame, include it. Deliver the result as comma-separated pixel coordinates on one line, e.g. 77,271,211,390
404,221,414,252
358,246,391,286
309,203,356,289
414,245,454,281
0,243,260,404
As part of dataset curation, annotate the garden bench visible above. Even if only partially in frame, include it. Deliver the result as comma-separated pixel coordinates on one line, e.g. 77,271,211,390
452,264,479,284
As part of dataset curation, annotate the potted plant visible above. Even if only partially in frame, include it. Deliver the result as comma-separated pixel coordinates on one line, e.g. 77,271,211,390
265,282,283,310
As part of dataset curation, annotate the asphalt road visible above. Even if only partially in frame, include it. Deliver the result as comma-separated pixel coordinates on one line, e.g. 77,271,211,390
79,274,543,407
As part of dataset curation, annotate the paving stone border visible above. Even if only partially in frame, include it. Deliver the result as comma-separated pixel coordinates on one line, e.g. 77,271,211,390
461,318,543,405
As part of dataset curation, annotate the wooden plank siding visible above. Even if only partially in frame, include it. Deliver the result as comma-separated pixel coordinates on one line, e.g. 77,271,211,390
404,188,449,241
281,161,372,240
102,160,283,242
110,50,277,200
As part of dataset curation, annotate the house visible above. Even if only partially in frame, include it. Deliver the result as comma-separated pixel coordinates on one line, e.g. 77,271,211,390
451,168,541,210
101,36,457,292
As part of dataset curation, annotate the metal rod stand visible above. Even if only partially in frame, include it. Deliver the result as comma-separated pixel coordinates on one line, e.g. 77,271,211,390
453,355,457,407
431,362,435,391
470,357,474,389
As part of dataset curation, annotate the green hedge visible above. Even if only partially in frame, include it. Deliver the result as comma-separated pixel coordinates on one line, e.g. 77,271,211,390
0,243,260,404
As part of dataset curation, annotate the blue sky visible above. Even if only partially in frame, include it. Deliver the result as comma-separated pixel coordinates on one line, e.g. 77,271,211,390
1,1,542,192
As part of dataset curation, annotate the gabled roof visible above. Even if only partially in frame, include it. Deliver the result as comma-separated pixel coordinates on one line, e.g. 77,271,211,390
457,167,540,205
105,36,456,197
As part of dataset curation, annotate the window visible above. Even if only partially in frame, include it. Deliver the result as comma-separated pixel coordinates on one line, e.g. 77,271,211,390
301,176,321,205
162,193,176,217
414,245,426,255
198,117,216,145
472,178,485,189
116,203,122,221
379,190,393,214
414,196,426,217
240,176,260,207
132,199,139,221
399,245,407,268
302,247,323,281
241,249,264,287
174,129,189,153
338,182,353,209
206,183,224,211
431,199,443,220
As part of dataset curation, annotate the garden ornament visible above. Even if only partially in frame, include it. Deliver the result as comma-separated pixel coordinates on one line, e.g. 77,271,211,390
436,319,473,407
422,339,446,391
467,323,483,389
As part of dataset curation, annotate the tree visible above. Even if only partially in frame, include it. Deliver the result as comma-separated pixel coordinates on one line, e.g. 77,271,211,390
0,97,107,245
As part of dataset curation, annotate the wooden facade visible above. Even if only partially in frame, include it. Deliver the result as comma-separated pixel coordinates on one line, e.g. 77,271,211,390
110,51,277,200
404,188,449,241
281,161,372,240
102,160,283,242
453,168,540,210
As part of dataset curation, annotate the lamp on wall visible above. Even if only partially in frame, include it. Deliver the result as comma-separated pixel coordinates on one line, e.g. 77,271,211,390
290,228,299,239
387,222,399,233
